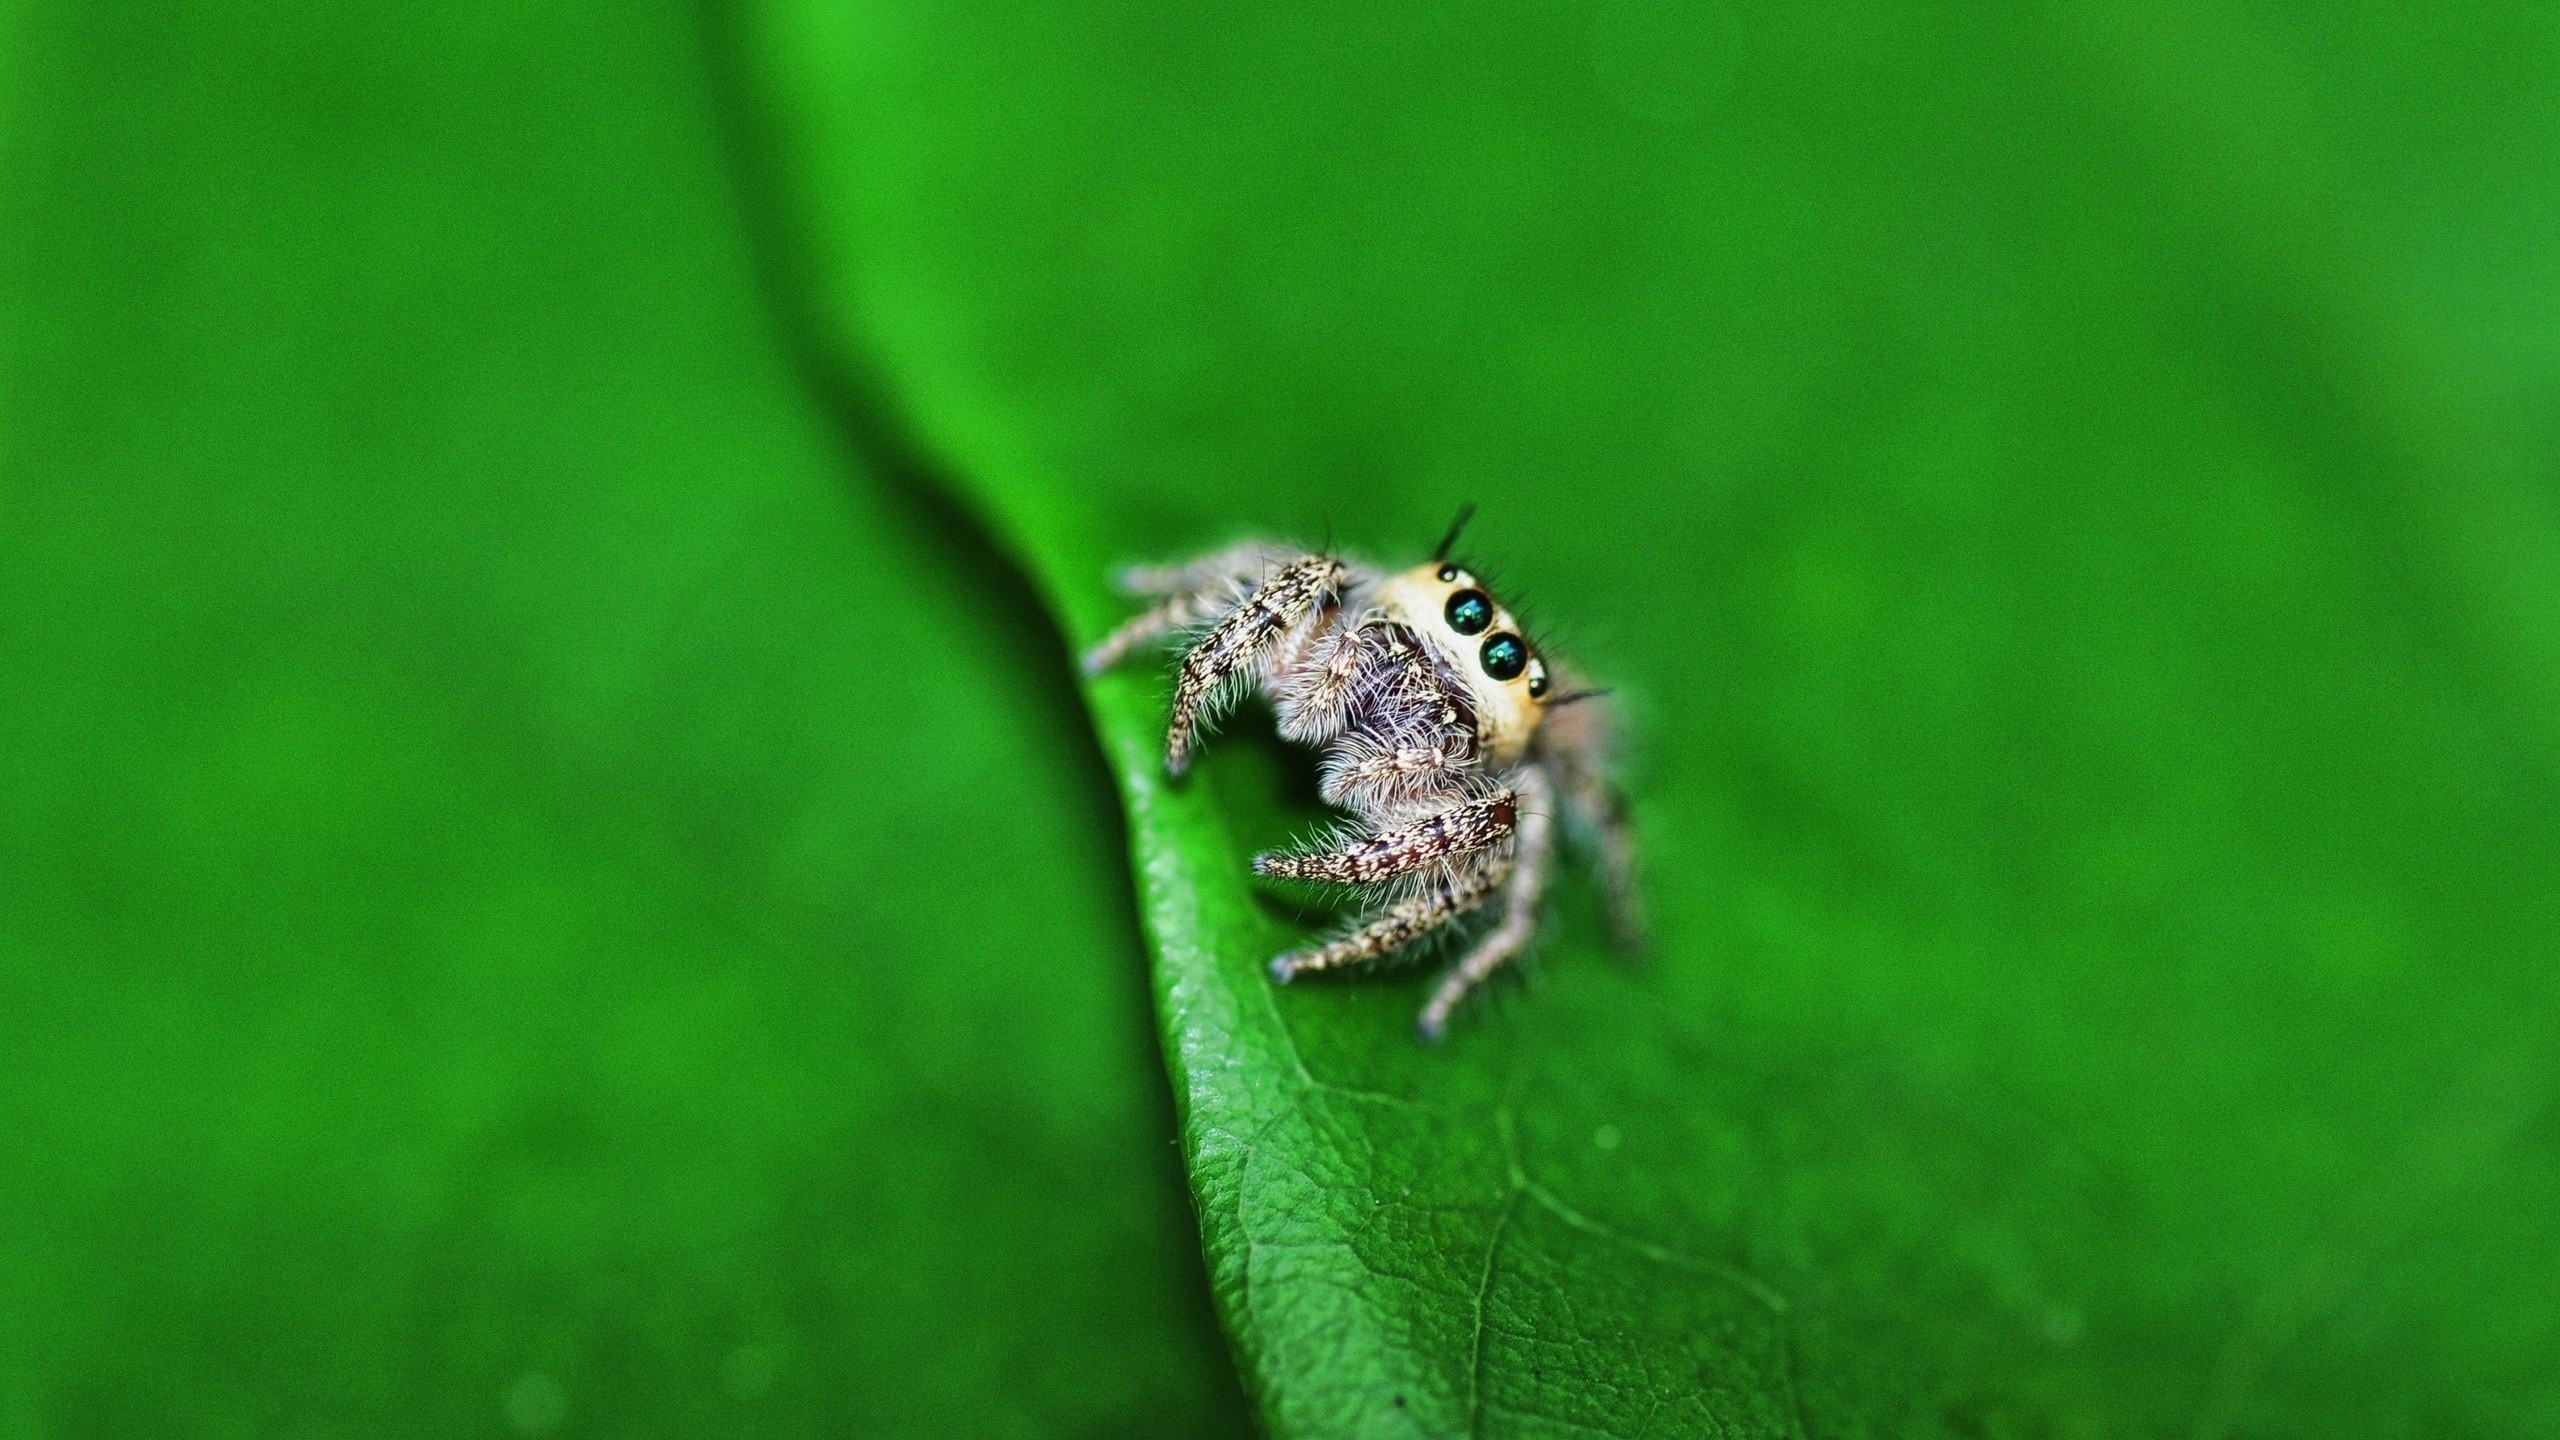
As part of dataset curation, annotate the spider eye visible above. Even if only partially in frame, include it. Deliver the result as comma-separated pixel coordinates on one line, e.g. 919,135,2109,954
1527,664,1550,700
1436,564,1460,582
1444,588,1493,636
1480,633,1528,681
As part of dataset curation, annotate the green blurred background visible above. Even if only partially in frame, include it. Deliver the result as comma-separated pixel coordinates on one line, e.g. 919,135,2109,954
0,1,1244,1435
6,0,2560,1436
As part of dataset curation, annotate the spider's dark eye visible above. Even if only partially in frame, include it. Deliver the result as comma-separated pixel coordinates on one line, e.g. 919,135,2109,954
1527,667,1550,700
1436,564,1460,582
1480,633,1528,681
1444,588,1493,635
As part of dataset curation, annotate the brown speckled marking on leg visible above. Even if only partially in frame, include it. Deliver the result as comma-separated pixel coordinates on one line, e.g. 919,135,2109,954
1417,765,1556,1039
1267,854,1511,982
1252,791,1517,885
1163,554,1343,774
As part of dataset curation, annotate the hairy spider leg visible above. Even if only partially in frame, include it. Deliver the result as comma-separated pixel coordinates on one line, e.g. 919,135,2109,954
1532,695,1646,952
1082,543,1310,676
1324,738,1462,799
1112,541,1299,599
1417,764,1557,1040
1083,586,1247,677
1088,538,1639,1038
1267,852,1511,982
1251,790,1517,884
1586,784,1645,952
1161,554,1344,774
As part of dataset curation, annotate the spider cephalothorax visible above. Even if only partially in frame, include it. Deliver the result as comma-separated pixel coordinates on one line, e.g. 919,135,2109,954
1083,512,1642,1038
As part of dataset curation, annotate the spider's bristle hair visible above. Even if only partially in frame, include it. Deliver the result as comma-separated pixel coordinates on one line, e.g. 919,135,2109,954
1433,502,1478,562
1548,687,1614,709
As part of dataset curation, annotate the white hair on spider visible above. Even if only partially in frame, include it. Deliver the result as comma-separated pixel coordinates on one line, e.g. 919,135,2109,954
1082,509,1644,1039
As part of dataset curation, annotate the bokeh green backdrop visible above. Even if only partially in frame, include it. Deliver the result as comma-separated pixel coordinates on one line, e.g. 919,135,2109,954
0,2,1241,1435
5,1,2558,1437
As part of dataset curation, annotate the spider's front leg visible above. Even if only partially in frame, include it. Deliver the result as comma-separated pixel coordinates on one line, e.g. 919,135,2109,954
1081,548,1347,775
1251,789,1517,884
1079,542,1296,678
1416,764,1557,1040
1158,554,1344,774
1267,854,1510,983
1111,541,1298,599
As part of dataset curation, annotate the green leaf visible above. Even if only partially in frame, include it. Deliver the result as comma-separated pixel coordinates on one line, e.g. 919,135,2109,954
750,1,2560,1434
0,3,1244,1434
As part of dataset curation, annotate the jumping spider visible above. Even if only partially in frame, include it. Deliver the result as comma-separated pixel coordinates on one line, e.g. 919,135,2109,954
1082,509,1642,1039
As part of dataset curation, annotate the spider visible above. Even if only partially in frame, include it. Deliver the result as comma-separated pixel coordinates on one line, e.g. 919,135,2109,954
1082,508,1643,1039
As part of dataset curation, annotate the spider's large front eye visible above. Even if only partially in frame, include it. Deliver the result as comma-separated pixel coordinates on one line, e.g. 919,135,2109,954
1480,632,1528,681
1445,588,1493,635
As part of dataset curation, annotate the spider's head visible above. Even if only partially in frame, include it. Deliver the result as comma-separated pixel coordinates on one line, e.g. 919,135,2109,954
1374,561,1551,766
